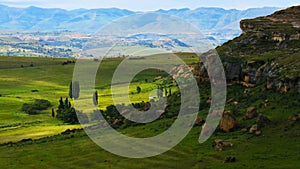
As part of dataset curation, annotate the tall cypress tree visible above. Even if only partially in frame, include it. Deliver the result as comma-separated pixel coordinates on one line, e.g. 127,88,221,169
64,98,69,108
69,82,73,98
72,81,80,99
51,108,55,118
69,81,80,99
93,91,98,106
58,97,64,109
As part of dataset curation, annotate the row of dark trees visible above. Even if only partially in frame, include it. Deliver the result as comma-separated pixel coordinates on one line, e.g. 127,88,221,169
55,97,79,124
54,79,175,124
54,97,88,124
51,81,98,124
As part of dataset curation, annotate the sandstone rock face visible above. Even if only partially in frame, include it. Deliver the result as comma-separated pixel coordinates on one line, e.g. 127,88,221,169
195,6,300,92
240,6,300,36
246,107,258,119
199,59,299,94
223,62,242,81
238,6,300,91
267,77,300,93
219,112,239,132
243,60,275,84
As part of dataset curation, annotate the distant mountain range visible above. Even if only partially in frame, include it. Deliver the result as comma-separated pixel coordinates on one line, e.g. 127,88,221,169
0,5,280,43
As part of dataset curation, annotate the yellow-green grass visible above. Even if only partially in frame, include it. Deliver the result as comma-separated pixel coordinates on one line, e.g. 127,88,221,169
0,59,80,143
0,53,299,168
0,55,195,143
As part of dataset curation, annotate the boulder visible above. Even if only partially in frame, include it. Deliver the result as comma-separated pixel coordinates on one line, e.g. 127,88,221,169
219,112,239,132
255,130,262,136
240,128,248,133
263,100,270,108
212,139,233,151
193,117,204,127
246,107,258,119
288,114,300,127
249,124,262,136
257,114,271,127
288,114,300,122
249,124,259,134
233,101,239,106
113,119,123,126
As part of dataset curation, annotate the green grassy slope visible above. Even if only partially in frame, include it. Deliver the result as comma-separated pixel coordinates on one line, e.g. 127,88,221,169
0,55,198,143
0,85,299,169
0,104,300,169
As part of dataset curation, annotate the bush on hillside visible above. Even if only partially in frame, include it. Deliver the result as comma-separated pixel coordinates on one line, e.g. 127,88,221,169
21,99,52,115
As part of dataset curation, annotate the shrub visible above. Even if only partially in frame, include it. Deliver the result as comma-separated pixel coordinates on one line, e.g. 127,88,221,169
21,99,52,115
136,86,141,94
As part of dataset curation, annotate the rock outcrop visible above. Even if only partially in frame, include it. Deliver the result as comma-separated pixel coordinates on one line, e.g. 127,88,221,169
196,6,300,93
245,107,258,119
212,139,233,151
219,111,239,132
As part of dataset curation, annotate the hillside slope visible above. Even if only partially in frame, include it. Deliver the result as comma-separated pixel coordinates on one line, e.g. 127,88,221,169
200,6,300,92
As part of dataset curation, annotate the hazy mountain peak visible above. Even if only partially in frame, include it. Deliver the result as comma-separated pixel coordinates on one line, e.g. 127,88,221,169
0,4,281,43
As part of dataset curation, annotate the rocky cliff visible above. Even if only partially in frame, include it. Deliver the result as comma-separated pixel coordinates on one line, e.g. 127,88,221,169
197,6,300,93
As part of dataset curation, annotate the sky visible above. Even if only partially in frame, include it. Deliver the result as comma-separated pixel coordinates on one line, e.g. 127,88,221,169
0,0,299,11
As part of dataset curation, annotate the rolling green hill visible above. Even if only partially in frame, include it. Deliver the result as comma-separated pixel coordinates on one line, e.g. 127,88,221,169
0,6,299,169
0,55,197,143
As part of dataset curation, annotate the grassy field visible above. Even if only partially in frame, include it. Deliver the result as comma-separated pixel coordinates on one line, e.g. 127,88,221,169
0,109,299,169
0,55,299,168
0,56,80,143
0,55,198,143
